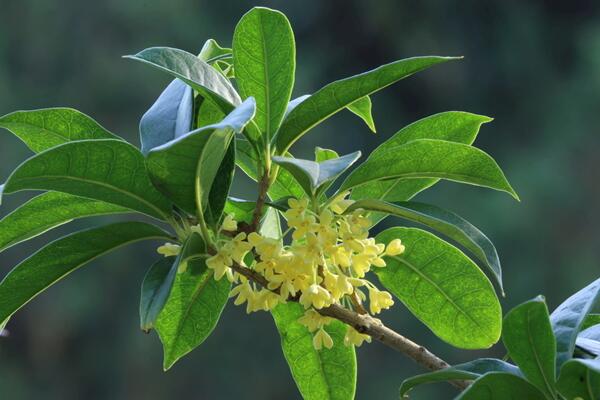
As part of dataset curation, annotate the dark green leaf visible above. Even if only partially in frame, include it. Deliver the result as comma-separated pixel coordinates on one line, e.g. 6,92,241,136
550,278,600,371
556,358,600,400
223,197,256,224
0,222,171,322
376,227,501,349
233,7,296,139
139,79,194,155
124,47,241,114
399,358,521,398
156,257,230,370
140,257,176,332
271,302,356,400
456,372,547,400
347,96,376,132
2,139,172,220
347,199,504,294
502,297,556,398
340,139,519,200
147,98,255,214
0,192,129,253
272,151,361,195
0,108,121,153
582,314,600,331
350,111,493,211
205,138,236,226
275,56,458,153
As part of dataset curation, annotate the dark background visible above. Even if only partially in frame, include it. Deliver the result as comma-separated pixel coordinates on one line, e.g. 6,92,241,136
1,0,599,399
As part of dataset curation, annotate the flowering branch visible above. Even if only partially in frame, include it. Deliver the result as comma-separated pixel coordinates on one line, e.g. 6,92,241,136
228,259,469,390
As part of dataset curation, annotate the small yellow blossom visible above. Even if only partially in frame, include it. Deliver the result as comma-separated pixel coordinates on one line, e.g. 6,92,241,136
206,248,232,280
224,232,253,263
369,288,394,314
298,309,332,332
344,327,372,347
313,327,334,350
221,214,238,232
300,283,333,309
385,239,405,256
157,243,181,257
248,232,282,260
285,197,309,220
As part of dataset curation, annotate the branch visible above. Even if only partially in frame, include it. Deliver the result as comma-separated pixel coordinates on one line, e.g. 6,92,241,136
229,261,470,390
249,169,270,232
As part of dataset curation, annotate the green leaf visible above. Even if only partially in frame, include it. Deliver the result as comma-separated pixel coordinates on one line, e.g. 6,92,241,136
580,324,600,341
272,151,361,195
375,227,501,349
140,233,206,332
0,192,129,253
315,147,339,162
147,98,255,215
576,337,600,357
0,108,121,153
347,199,504,294
223,197,256,224
139,79,194,155
155,257,230,370
347,96,376,132
582,314,600,331
2,139,172,220
556,358,600,400
140,256,175,332
502,297,556,398
271,302,356,400
0,221,170,322
260,206,282,239
275,56,458,153
350,111,493,208
0,318,8,337
456,372,547,400
340,139,519,200
550,278,600,371
124,47,241,114
236,138,305,200
196,95,226,129
204,138,236,226
199,39,232,63
399,358,521,398
233,6,296,139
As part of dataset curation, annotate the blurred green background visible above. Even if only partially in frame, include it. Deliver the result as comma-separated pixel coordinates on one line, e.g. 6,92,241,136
1,0,599,399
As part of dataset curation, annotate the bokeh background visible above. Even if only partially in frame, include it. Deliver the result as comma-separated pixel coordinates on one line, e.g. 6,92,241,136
1,0,599,398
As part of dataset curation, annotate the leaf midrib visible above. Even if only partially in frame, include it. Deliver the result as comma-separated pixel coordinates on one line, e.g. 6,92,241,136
525,307,557,399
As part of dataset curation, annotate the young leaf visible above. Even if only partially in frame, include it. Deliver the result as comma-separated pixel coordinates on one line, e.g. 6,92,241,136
155,258,230,370
0,222,171,323
347,96,376,132
0,108,121,153
272,151,361,195
140,233,206,332
139,79,194,155
502,297,556,398
315,147,339,162
236,138,304,200
275,56,458,153
399,358,521,398
346,199,504,294
550,278,600,371
124,47,241,114
147,98,255,215
376,227,501,349
2,139,172,220
233,6,296,138
339,139,519,200
0,192,129,253
556,358,600,400
223,197,256,224
199,39,232,63
456,372,547,400
351,111,493,205
271,302,356,400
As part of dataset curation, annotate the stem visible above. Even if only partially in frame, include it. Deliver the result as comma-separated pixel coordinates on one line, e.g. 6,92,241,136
228,260,470,390
250,152,271,232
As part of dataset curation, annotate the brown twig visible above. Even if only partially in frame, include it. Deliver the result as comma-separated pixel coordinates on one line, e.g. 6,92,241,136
228,260,470,390
249,170,270,232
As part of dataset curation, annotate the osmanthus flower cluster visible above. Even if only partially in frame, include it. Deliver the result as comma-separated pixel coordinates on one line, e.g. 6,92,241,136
0,5,522,399
201,197,405,350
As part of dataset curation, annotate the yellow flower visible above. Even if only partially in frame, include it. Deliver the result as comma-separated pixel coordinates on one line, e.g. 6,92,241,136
385,239,405,256
221,214,238,232
313,210,338,245
324,270,353,300
344,327,372,347
247,232,282,261
223,232,253,263
230,281,253,306
290,214,316,240
298,309,332,332
157,243,181,257
206,249,232,280
313,327,334,350
369,288,394,314
285,197,309,220
299,283,333,309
